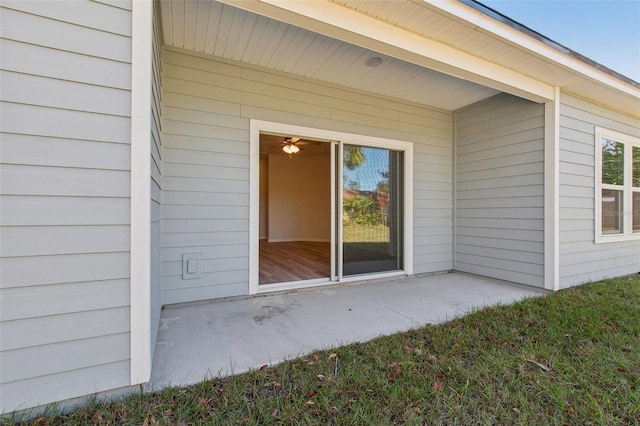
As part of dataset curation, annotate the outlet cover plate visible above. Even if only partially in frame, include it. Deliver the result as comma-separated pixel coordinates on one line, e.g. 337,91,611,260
182,253,202,280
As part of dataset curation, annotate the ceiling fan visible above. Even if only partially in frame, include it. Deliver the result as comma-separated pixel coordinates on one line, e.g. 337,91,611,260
282,137,301,155
262,135,324,157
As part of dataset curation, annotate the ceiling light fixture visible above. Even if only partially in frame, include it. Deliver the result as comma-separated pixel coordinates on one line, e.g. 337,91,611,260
282,142,300,155
365,56,382,67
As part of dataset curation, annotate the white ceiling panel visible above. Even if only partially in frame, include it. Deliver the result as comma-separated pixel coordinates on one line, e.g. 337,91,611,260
159,0,500,111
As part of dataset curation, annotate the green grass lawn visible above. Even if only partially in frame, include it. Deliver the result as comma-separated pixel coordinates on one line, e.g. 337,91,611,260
11,275,640,425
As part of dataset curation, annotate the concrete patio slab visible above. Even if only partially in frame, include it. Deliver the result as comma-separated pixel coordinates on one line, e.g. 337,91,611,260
150,272,546,389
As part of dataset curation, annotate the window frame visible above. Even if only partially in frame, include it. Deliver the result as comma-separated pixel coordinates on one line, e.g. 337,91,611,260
594,127,640,243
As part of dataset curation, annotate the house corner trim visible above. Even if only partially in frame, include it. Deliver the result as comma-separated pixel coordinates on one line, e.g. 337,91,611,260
544,87,561,291
130,0,153,385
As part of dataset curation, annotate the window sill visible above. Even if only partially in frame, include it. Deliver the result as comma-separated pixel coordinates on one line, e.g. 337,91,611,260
595,233,640,244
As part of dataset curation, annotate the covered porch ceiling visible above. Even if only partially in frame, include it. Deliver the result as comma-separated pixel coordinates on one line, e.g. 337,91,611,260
159,0,640,115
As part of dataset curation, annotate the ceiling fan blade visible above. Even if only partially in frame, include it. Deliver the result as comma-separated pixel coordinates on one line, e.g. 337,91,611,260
298,139,323,146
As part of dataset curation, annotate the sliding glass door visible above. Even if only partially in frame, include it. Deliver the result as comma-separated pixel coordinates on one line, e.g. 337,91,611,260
251,122,413,294
341,144,404,276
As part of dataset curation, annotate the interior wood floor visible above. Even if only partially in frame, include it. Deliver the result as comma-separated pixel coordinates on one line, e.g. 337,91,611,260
259,240,331,285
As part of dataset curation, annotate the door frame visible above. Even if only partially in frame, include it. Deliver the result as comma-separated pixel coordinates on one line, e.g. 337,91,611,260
249,120,414,295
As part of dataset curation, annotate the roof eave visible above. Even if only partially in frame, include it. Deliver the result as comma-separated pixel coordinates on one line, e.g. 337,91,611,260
459,0,640,89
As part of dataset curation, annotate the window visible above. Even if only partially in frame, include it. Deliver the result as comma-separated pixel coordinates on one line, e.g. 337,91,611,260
595,127,640,242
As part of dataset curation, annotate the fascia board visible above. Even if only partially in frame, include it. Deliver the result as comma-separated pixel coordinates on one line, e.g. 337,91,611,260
425,0,640,99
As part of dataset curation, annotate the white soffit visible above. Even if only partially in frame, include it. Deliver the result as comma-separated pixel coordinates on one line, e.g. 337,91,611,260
216,0,554,102
161,0,639,116
334,0,640,117
159,0,500,110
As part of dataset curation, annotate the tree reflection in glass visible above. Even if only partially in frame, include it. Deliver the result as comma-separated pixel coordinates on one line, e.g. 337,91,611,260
633,146,640,188
602,138,624,185
342,145,403,276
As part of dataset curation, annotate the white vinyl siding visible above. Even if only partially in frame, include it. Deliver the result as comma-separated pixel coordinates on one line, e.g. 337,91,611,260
161,47,453,305
455,94,545,287
0,1,132,413
558,93,640,288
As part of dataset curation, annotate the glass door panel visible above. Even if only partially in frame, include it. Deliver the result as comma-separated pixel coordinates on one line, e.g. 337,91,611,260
342,145,403,276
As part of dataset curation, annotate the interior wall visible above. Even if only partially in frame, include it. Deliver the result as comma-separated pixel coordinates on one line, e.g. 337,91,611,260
455,93,545,288
259,156,268,239
267,153,331,242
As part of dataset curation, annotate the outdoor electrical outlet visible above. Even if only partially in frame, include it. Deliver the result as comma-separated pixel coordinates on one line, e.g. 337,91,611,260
182,253,202,280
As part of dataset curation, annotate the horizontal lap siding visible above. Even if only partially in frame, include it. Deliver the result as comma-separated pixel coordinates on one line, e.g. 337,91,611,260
558,93,640,288
455,94,545,287
0,1,132,413
161,47,453,304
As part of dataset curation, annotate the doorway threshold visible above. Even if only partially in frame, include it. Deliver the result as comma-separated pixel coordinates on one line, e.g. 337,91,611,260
256,277,333,294
256,271,407,295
